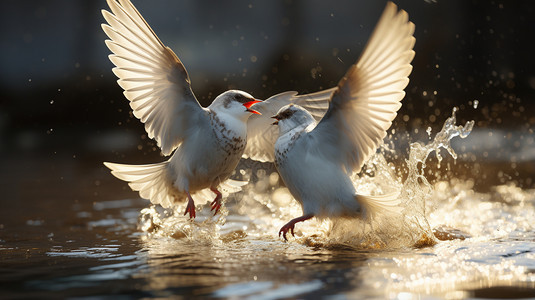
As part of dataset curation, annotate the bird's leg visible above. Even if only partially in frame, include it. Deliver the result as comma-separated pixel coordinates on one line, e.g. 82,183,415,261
210,187,223,215
279,214,314,241
183,191,196,219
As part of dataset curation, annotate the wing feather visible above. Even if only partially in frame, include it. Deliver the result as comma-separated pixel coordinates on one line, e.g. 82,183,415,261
102,0,208,156
310,2,415,173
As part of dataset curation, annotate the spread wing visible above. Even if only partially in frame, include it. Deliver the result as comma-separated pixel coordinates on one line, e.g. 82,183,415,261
101,0,209,156
309,2,415,173
243,88,335,162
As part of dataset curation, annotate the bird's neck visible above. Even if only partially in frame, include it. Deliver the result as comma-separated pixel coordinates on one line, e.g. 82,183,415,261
209,111,247,140
278,119,314,137
275,123,310,153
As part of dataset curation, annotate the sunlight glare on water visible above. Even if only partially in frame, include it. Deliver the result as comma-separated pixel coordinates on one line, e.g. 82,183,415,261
138,107,475,249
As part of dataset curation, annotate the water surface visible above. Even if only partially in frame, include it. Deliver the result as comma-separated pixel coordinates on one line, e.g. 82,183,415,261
1,115,535,299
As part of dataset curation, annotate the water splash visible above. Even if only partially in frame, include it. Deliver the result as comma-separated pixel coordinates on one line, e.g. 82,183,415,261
138,107,475,250
399,107,474,246
407,110,473,208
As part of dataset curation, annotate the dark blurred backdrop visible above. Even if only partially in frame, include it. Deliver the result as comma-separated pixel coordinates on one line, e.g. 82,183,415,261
1,0,534,201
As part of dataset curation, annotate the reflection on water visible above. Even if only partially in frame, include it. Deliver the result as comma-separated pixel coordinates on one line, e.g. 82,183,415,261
1,110,535,299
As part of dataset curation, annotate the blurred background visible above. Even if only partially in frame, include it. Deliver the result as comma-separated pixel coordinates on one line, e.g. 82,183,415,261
0,0,534,212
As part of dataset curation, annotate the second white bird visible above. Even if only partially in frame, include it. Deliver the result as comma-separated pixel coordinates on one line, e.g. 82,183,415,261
271,2,415,240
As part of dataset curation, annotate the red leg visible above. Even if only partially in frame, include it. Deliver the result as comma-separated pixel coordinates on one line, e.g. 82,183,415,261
210,187,222,215
279,214,313,241
183,191,196,219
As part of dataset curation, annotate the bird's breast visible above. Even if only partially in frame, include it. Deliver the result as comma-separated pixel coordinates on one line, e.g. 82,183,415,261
210,113,247,157
274,130,302,165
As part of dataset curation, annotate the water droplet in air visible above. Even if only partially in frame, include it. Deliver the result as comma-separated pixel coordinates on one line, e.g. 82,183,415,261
473,100,479,109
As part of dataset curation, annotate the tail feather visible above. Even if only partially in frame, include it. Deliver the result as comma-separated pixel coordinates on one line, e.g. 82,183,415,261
104,161,179,208
358,191,402,219
129,172,161,185
104,161,248,210
220,179,248,193
190,179,247,203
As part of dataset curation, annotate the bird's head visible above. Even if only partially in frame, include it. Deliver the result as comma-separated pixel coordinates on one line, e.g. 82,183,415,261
211,90,261,120
271,104,315,135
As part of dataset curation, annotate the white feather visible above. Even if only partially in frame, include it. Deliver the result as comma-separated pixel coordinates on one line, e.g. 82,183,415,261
102,0,209,156
103,161,179,208
358,192,402,220
311,1,415,174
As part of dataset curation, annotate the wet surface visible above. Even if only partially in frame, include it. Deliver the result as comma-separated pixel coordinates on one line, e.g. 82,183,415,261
1,139,535,299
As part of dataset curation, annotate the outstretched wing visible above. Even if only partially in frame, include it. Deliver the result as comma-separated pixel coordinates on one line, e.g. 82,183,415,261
102,0,209,156
310,2,415,173
243,88,335,162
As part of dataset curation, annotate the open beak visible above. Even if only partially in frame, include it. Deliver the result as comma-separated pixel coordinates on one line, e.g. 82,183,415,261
271,115,279,125
243,100,262,115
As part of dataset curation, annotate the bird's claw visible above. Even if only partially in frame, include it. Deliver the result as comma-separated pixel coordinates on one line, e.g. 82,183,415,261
210,197,222,215
184,199,196,219
210,188,223,216
279,223,295,241
278,215,313,241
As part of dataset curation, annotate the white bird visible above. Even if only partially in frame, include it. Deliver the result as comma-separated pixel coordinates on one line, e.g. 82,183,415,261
101,0,264,218
270,2,415,240
100,0,334,218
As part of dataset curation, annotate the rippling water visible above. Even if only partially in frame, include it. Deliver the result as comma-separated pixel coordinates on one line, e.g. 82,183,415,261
1,110,535,299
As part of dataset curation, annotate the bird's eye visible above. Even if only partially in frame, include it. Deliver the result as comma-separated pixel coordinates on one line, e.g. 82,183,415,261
279,109,294,119
234,94,249,103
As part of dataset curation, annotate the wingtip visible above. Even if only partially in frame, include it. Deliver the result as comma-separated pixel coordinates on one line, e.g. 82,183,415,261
103,39,115,51
100,9,109,18
100,23,109,31
385,1,397,9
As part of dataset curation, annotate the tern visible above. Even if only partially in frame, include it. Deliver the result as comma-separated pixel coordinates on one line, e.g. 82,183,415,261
269,2,415,240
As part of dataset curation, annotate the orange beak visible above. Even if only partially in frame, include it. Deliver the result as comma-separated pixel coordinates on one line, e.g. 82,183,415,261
243,100,262,115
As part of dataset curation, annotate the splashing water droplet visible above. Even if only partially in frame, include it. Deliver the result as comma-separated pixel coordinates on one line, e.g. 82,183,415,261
399,107,474,244
473,100,479,109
